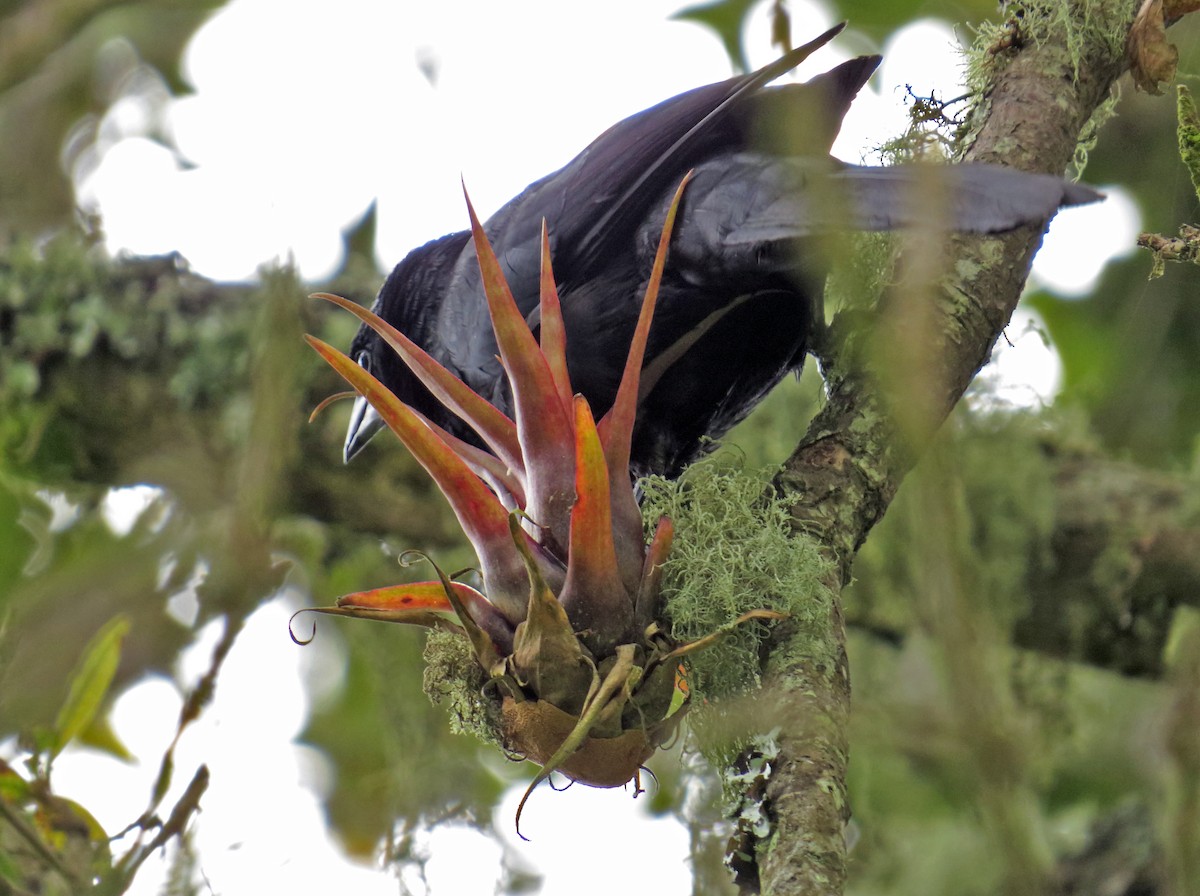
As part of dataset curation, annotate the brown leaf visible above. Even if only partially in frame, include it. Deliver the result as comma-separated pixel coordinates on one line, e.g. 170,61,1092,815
499,696,659,788
507,514,594,713
1128,0,1179,94
1163,0,1200,16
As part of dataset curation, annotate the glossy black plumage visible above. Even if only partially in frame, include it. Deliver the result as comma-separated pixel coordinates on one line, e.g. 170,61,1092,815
344,26,1099,477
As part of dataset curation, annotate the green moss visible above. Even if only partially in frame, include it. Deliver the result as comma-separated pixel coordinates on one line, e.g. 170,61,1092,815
640,458,835,704
874,95,958,165
1178,85,1200,204
952,416,1058,624
1073,87,1121,176
0,231,255,416
965,0,1130,85
421,630,501,746
961,0,1132,173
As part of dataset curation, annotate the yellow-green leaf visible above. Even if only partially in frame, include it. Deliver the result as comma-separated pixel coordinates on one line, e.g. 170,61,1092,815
76,716,134,763
52,615,130,759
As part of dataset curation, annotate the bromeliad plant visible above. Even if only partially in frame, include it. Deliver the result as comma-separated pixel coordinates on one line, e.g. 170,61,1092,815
302,175,778,828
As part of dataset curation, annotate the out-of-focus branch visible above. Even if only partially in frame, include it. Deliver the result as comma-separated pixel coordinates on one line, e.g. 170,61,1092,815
0,0,126,94
848,434,1200,678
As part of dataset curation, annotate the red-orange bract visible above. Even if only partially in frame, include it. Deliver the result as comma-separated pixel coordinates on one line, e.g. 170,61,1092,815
304,177,701,832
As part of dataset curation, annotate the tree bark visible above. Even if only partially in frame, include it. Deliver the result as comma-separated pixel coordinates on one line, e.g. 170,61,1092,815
751,4,1143,893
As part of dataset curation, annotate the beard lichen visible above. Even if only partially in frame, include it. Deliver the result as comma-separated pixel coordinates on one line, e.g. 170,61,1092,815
422,628,502,746
960,0,1132,175
965,0,1133,84
639,457,835,707
422,456,836,767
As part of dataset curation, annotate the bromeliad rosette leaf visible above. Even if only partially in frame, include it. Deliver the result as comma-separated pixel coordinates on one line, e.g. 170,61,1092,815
301,175,780,831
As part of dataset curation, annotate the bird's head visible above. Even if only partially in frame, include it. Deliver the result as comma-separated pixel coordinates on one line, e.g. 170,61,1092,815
342,230,475,464
342,330,383,463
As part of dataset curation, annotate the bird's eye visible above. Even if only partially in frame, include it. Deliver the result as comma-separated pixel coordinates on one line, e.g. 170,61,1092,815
356,352,371,373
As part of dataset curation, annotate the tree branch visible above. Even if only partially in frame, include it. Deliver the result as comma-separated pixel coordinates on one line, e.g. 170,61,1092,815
846,429,1200,678
751,5,1142,893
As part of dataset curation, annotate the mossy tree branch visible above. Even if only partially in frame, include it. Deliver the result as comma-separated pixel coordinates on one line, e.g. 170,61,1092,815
850,430,1200,678
748,4,1144,894
0,242,467,736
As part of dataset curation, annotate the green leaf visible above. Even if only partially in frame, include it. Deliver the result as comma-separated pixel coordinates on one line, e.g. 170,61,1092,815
76,716,134,762
336,200,379,278
53,796,109,841
673,0,757,72
51,615,130,759
0,762,33,803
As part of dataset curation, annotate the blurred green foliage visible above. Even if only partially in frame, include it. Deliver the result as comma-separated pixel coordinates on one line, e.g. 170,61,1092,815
0,222,475,888
0,0,225,233
1029,14,1200,468
1,0,1199,894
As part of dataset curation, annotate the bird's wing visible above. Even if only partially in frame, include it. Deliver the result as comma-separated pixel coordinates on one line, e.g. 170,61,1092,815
438,29,874,376
557,25,876,281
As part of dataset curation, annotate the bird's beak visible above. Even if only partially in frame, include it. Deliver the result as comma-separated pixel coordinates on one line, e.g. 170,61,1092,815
344,393,384,463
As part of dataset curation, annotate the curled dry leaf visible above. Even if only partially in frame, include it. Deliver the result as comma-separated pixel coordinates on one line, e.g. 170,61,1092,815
1129,0,1180,93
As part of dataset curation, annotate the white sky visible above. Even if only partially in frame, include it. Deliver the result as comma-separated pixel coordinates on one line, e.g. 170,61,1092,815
44,0,1140,893
76,1,1135,287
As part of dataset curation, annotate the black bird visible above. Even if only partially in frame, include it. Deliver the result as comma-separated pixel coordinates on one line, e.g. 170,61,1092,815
343,24,1098,478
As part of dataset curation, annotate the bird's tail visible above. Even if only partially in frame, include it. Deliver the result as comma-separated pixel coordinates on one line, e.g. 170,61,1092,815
659,157,1102,282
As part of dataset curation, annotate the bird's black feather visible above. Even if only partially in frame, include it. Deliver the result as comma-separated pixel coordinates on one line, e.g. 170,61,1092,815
345,37,1100,477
